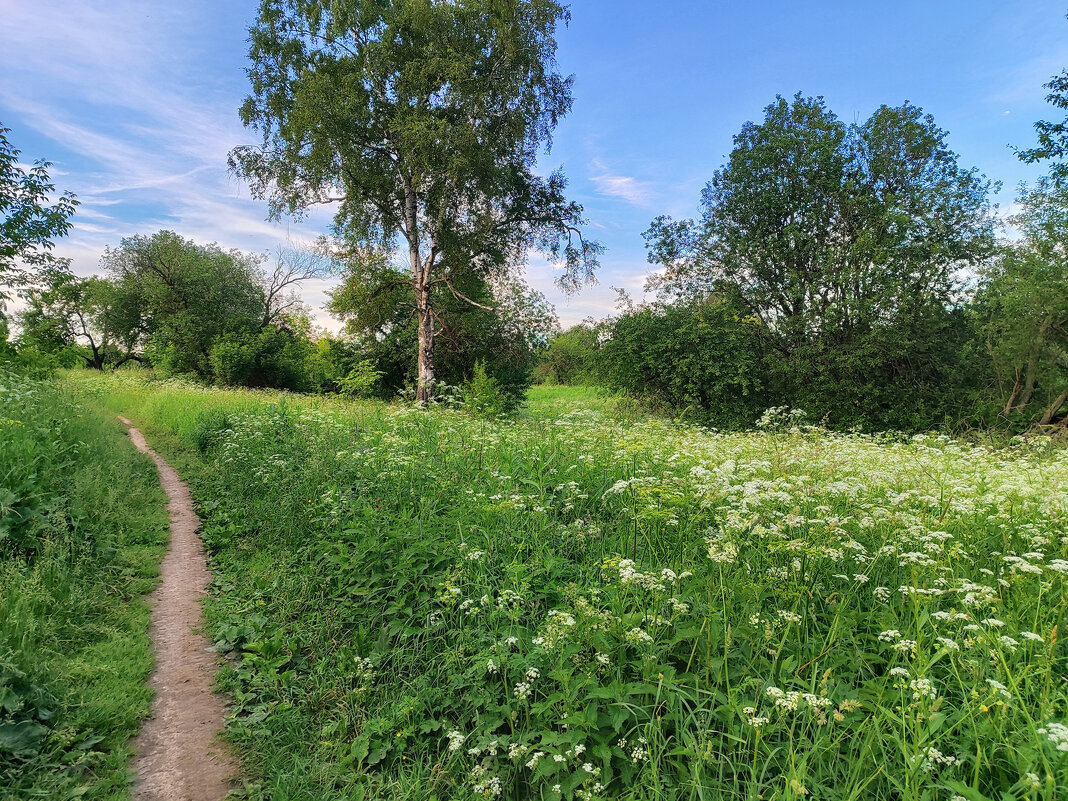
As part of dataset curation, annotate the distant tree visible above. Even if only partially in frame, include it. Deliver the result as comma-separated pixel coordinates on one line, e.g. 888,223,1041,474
977,180,1068,428
230,0,601,402
18,267,142,369
0,123,78,319
644,94,996,427
102,231,319,386
329,260,557,399
536,324,599,385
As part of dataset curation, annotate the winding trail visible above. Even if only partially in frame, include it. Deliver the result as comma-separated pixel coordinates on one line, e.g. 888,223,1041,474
120,416,239,801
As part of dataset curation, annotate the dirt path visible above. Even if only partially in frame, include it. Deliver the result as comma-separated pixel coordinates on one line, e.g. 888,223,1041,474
120,416,239,801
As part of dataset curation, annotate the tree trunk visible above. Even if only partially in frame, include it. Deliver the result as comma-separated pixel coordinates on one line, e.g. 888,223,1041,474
1038,391,1067,427
1013,318,1052,412
405,184,435,404
1002,369,1021,416
415,282,435,404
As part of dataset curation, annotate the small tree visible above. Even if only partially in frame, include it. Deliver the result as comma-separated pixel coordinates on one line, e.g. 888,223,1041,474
978,180,1068,427
643,94,996,427
0,124,78,317
230,0,601,403
18,267,143,369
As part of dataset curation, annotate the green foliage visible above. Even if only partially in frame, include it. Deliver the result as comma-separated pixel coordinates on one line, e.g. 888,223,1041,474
208,323,312,390
976,180,1068,429
0,123,78,306
17,266,142,369
331,271,555,401
599,294,766,425
73,372,1068,800
461,360,519,417
0,367,168,797
637,94,997,430
536,325,600,385
338,360,384,399
1017,55,1068,184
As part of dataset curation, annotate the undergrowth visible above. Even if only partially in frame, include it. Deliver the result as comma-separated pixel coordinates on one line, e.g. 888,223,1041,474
0,367,169,799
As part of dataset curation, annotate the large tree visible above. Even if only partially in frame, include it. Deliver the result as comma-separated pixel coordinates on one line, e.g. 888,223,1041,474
101,231,318,382
646,95,995,349
643,95,995,425
0,123,78,321
230,0,601,402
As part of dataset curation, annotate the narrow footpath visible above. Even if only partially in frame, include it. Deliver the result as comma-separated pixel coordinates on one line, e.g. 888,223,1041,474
120,416,239,801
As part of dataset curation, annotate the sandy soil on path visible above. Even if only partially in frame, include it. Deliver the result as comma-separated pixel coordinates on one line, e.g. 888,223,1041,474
120,416,239,801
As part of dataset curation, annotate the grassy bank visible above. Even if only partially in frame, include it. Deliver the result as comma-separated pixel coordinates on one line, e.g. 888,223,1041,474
69,371,1068,801
0,368,169,799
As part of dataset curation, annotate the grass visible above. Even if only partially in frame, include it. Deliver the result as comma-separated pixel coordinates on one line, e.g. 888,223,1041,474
65,370,1068,801
0,366,169,800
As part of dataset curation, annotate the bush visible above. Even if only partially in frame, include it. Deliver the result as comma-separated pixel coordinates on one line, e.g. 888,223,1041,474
338,360,383,399
461,361,520,417
598,295,766,426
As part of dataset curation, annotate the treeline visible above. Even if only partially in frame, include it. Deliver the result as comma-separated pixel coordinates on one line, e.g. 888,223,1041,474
12,230,557,402
538,96,1068,432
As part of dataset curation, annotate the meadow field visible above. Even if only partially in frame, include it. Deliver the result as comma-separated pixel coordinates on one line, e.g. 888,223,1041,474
28,370,1059,801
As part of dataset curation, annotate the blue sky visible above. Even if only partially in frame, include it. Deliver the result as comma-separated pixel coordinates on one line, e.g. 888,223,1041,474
1,1,1065,328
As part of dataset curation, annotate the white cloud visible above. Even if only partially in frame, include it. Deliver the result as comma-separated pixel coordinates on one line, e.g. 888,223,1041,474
0,0,341,329
589,159,656,207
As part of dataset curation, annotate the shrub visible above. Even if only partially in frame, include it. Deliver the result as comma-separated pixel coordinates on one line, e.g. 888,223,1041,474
461,361,519,417
338,360,383,399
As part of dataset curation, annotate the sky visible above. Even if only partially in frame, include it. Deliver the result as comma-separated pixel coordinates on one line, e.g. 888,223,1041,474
1,1,1066,330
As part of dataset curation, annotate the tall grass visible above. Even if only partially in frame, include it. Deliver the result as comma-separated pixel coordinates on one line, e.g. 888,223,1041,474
0,368,169,799
71,371,1068,801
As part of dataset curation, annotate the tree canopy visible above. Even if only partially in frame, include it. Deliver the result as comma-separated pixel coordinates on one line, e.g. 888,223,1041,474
638,94,997,427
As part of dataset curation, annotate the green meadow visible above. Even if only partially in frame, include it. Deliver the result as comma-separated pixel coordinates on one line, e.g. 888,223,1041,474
33,369,1067,801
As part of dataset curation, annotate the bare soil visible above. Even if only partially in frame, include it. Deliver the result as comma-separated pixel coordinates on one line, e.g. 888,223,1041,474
121,416,239,801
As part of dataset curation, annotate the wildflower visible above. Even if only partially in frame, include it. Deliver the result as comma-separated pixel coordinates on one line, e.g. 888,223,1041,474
918,746,962,772
486,659,498,674
447,730,465,752
625,627,653,645
909,678,937,701
513,682,532,700
1037,722,1068,751
986,679,1012,700
1022,631,1044,642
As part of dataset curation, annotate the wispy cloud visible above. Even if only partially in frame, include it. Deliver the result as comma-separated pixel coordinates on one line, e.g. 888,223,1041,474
589,159,656,207
0,0,341,329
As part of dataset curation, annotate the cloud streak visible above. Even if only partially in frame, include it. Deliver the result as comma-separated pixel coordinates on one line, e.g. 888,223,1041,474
0,0,341,329
589,159,656,207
